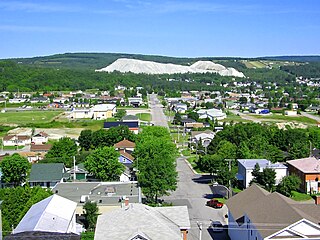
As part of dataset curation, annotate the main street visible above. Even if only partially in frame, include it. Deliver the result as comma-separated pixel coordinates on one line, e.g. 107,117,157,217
149,94,228,240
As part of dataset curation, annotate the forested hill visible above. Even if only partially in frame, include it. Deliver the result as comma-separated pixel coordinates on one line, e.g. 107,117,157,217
4,52,242,71
261,56,320,62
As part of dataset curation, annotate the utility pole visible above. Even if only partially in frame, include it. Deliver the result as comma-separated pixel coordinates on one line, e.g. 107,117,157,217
73,156,76,181
225,159,234,198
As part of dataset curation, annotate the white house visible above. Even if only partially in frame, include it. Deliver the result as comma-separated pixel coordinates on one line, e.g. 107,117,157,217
237,159,287,188
2,135,31,146
191,130,215,148
71,104,116,120
226,184,320,240
197,108,226,120
174,103,188,113
285,110,298,116
128,97,143,107
31,131,48,144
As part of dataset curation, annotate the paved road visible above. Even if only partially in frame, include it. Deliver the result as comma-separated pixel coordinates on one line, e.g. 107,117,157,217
148,94,169,128
300,111,320,122
149,93,228,239
163,157,229,240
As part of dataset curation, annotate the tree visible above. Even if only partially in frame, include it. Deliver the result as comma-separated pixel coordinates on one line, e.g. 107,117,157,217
250,163,261,185
173,112,182,125
78,130,93,151
276,175,301,197
0,154,30,186
134,128,177,203
83,201,99,231
198,154,223,175
239,97,247,104
84,147,124,181
44,137,78,167
187,111,199,121
114,109,126,120
251,164,276,192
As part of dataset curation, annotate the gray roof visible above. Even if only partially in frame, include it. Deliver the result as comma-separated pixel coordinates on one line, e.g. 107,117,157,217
122,115,139,121
53,182,140,206
29,163,67,182
237,159,287,170
226,184,320,238
190,130,214,138
94,204,190,240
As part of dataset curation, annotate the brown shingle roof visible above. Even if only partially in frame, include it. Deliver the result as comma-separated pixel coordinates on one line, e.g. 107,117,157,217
114,139,135,149
119,150,134,161
3,135,30,141
226,184,320,238
30,144,52,152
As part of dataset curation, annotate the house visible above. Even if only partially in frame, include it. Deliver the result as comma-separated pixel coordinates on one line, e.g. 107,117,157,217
5,232,80,240
31,131,49,144
12,194,82,236
29,163,69,188
122,115,139,122
91,104,116,120
52,182,141,210
104,121,139,134
95,203,190,240
190,130,215,148
114,139,135,152
197,108,226,120
226,183,320,240
287,157,320,194
174,103,188,113
237,159,287,188
71,104,116,120
18,152,46,163
30,144,52,152
128,97,143,107
2,135,31,146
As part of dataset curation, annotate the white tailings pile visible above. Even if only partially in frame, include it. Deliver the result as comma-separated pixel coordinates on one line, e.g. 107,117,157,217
96,58,245,78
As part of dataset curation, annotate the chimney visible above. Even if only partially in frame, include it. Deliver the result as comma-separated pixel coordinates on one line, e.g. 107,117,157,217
315,196,320,205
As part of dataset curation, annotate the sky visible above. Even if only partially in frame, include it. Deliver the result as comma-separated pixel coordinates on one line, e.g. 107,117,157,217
0,0,320,58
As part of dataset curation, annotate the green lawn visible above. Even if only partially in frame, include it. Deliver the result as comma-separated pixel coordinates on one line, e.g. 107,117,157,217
291,191,313,201
0,110,63,125
223,112,250,123
181,149,191,156
2,145,24,150
252,114,318,124
136,113,151,122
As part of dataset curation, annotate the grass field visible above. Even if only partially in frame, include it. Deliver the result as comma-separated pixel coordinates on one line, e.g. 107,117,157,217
291,191,312,201
251,114,318,124
243,61,266,68
136,113,151,122
0,111,63,125
223,111,250,123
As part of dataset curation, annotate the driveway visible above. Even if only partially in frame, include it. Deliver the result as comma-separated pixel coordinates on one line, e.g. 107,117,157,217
300,111,320,122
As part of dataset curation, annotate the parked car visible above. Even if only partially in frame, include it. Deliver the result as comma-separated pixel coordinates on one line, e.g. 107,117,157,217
206,199,224,208
210,220,223,232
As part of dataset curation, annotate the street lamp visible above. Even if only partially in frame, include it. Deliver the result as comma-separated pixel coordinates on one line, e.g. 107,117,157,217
211,181,232,199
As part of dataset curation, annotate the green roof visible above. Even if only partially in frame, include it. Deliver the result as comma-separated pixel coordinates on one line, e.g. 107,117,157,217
29,163,68,182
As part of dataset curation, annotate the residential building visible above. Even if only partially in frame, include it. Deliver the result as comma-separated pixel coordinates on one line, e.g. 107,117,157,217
197,108,226,120
19,152,46,163
190,130,215,148
95,204,190,240
31,131,49,144
68,163,88,181
2,135,31,146
174,103,188,113
29,163,69,188
104,121,139,134
226,184,320,240
122,115,139,122
52,182,141,211
285,110,298,116
30,143,52,152
12,194,82,236
237,159,287,188
287,157,320,194
71,104,116,120
128,97,143,107
114,139,135,152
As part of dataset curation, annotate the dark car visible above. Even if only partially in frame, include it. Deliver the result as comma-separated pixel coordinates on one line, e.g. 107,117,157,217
206,199,224,208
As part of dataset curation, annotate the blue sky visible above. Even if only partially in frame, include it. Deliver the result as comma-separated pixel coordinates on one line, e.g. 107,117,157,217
0,0,320,58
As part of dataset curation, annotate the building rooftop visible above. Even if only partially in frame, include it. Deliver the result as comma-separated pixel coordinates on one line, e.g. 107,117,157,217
287,157,320,173
114,139,136,149
29,163,67,182
238,159,287,170
95,204,190,240
226,184,320,238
